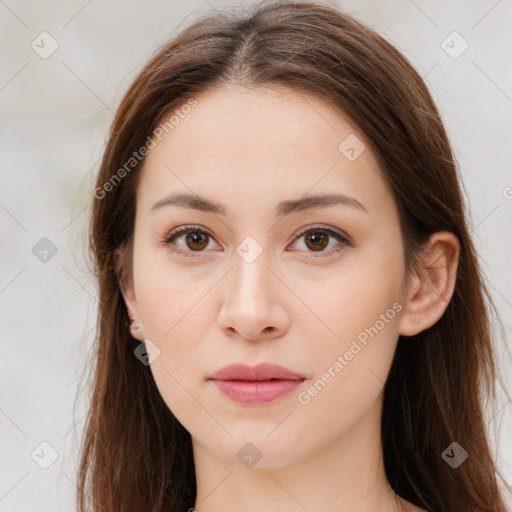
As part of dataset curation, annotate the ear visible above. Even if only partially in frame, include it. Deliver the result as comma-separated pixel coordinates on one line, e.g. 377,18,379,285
115,245,145,342
398,231,460,337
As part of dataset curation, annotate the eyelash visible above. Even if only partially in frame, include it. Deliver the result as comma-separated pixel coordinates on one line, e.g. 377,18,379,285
162,224,350,259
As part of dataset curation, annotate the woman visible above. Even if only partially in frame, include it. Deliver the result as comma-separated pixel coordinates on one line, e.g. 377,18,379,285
78,0,511,510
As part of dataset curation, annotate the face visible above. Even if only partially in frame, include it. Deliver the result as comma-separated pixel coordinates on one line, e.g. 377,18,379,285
123,84,410,468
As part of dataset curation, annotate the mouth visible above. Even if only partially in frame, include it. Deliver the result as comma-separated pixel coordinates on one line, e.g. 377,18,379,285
207,363,306,404
209,378,305,404
208,362,306,381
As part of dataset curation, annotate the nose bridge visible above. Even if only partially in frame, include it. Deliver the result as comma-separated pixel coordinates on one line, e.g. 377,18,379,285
217,236,288,339
230,238,274,307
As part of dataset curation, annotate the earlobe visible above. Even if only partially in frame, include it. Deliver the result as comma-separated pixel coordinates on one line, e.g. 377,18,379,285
398,231,460,337
126,316,145,341
120,285,145,342
123,298,145,343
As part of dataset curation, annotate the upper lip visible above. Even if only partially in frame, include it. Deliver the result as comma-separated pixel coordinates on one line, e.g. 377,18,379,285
208,363,305,381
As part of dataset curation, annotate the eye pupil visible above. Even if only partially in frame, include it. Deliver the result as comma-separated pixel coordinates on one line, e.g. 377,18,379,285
186,231,208,251
305,231,329,251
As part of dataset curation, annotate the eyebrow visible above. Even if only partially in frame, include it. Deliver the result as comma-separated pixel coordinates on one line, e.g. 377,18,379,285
150,192,368,216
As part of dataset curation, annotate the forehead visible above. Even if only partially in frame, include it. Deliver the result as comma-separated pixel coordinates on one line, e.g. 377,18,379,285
136,84,394,221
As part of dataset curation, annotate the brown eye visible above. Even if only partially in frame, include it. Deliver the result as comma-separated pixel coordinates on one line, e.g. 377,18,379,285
184,231,209,251
164,226,217,258
304,231,329,251
290,226,349,257
163,224,349,259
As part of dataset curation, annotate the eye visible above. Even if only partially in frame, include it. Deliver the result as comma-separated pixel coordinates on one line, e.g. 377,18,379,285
162,224,350,259
163,225,218,258
288,225,350,257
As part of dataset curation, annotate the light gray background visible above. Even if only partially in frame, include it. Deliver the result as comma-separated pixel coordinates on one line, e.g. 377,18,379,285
1,0,511,510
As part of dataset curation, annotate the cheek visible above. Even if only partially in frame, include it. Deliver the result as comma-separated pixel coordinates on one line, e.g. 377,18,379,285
294,253,403,401
145,314,209,431
293,292,401,446
133,264,215,421
298,258,401,343
134,251,212,339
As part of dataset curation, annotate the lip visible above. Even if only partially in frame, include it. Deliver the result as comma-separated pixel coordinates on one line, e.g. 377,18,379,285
208,363,306,404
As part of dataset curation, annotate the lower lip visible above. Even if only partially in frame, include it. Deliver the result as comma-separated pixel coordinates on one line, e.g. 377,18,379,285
210,379,304,404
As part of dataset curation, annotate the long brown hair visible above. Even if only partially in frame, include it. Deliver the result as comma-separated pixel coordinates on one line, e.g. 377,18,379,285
78,1,511,510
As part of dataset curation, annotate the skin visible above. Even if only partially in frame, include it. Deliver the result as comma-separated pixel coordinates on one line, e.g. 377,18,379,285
121,83,460,512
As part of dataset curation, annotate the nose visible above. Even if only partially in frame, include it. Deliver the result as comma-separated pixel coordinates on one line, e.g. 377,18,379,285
217,251,290,342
